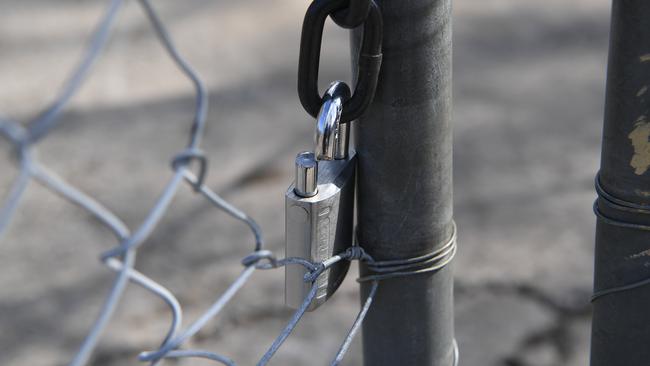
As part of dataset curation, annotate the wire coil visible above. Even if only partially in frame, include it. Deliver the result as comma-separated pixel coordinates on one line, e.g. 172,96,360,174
592,172,650,302
357,221,458,282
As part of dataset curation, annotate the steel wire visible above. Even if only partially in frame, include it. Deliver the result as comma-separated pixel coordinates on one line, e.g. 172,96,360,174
0,1,381,365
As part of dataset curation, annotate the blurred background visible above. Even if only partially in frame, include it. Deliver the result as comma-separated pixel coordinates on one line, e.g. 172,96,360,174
0,0,610,365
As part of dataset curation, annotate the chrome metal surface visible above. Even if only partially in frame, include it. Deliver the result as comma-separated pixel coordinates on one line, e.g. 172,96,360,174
285,152,356,310
334,122,350,160
294,152,318,197
286,82,356,311
314,93,343,161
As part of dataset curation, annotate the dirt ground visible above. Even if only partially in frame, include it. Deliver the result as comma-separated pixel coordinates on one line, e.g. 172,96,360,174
0,0,611,365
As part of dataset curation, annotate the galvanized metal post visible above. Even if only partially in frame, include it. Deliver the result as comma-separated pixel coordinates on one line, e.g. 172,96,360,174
591,1,650,365
352,0,455,365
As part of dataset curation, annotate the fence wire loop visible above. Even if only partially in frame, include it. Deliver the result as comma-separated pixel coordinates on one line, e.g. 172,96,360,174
256,247,380,366
172,148,208,191
241,249,277,267
304,245,363,283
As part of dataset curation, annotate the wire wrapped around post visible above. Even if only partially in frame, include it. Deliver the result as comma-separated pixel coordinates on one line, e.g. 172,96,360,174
591,1,650,365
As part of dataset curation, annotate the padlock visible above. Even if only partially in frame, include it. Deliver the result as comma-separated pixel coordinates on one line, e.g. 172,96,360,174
285,81,356,311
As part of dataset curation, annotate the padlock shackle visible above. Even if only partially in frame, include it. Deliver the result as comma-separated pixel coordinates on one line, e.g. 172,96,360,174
314,82,351,161
334,122,350,160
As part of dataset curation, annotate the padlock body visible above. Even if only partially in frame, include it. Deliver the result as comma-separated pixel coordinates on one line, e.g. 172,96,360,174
285,152,356,310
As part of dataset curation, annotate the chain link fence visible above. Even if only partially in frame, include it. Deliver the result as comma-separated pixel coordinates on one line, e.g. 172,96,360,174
0,1,379,365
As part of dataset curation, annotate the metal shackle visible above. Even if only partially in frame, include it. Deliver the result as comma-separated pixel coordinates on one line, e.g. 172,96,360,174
294,81,352,198
315,81,351,161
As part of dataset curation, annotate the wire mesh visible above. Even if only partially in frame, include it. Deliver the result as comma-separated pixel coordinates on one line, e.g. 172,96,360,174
0,1,377,365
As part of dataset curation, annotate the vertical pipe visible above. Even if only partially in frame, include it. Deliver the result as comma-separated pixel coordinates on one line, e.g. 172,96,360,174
591,1,650,365
352,0,454,364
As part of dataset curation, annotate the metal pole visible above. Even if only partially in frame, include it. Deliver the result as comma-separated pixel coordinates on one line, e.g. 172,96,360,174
352,0,454,365
591,1,650,365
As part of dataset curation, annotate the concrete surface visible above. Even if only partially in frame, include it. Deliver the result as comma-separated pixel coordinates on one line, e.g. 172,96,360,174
0,0,611,365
